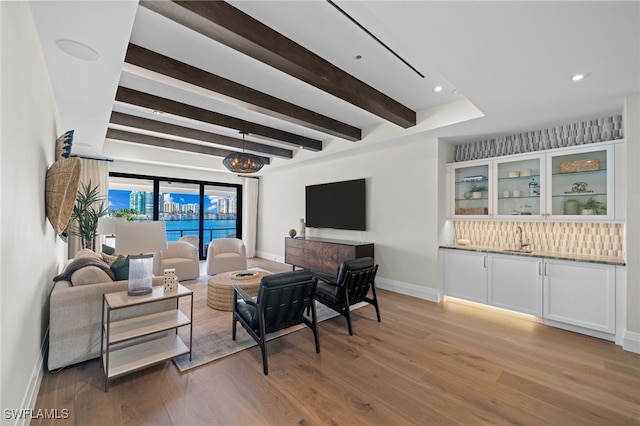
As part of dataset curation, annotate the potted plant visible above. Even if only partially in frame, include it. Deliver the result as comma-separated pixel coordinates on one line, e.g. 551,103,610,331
580,197,607,215
469,182,487,199
70,180,108,250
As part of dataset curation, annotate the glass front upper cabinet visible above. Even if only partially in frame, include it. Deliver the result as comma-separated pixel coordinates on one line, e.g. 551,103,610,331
451,161,491,217
547,144,613,219
494,154,544,218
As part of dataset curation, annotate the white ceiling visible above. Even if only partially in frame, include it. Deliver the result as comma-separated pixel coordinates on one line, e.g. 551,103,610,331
30,1,639,175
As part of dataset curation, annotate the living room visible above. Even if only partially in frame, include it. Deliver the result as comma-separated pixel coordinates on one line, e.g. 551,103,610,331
2,1,639,424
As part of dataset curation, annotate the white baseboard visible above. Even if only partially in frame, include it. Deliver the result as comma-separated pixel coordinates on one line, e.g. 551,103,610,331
375,277,440,303
623,330,640,353
255,250,285,264
14,331,47,426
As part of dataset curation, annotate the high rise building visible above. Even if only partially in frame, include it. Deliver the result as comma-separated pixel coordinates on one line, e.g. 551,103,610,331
129,191,146,214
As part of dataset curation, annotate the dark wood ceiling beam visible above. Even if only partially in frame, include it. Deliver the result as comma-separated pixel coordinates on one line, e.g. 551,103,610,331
110,111,292,159
125,43,361,142
115,86,322,151
140,0,416,128
105,128,270,165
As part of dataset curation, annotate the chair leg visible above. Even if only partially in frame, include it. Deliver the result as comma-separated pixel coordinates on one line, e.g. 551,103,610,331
310,304,320,353
371,285,381,322
232,314,237,340
345,308,354,336
260,340,268,375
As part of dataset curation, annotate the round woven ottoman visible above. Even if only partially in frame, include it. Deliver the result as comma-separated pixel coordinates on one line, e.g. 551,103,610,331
207,271,271,311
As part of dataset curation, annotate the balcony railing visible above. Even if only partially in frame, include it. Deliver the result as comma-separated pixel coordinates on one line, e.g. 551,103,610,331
166,226,236,257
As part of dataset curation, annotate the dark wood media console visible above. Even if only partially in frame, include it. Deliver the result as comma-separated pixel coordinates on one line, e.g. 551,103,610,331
284,237,374,276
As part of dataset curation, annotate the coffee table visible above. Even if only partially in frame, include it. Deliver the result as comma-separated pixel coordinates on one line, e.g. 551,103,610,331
207,270,271,311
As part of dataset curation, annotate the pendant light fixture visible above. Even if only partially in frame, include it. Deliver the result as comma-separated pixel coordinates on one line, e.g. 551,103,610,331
222,131,265,174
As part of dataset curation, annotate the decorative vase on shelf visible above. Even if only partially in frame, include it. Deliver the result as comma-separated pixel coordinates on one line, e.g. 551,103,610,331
299,218,306,238
463,191,472,200
564,199,580,215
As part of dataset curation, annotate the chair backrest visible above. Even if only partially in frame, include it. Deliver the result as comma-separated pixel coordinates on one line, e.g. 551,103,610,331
179,235,199,248
164,241,197,258
208,238,246,257
335,257,378,305
257,270,317,334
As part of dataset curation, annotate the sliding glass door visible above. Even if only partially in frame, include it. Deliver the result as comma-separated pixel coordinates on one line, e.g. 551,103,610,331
108,173,242,260
107,176,155,220
158,180,202,252
203,185,239,257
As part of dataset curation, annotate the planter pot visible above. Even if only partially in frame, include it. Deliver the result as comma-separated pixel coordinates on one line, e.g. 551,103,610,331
472,191,482,199
581,208,595,215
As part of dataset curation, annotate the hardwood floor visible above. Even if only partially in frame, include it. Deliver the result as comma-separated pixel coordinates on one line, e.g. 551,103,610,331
34,258,639,425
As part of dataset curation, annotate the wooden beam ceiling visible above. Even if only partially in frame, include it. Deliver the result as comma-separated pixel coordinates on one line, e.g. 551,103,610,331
114,86,323,151
140,0,417,128
110,111,293,159
124,43,361,142
105,128,271,165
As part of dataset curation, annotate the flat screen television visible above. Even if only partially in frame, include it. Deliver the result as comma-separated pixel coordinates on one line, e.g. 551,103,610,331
305,178,366,231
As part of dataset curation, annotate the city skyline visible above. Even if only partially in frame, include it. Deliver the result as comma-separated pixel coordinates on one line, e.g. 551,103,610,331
108,190,236,215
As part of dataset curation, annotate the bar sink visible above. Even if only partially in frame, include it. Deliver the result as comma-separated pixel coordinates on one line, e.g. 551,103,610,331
501,249,533,254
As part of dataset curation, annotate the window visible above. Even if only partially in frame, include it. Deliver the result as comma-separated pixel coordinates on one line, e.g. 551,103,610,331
108,173,242,259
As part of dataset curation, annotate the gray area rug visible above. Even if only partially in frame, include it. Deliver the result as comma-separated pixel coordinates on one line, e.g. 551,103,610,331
173,273,356,372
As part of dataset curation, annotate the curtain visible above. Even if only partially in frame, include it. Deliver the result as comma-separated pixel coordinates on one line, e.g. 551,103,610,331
242,177,259,258
67,158,110,257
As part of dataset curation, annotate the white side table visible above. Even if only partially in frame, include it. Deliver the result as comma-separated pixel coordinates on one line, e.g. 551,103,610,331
101,284,193,391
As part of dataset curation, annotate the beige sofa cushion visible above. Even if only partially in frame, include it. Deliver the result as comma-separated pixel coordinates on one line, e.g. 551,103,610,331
71,266,113,286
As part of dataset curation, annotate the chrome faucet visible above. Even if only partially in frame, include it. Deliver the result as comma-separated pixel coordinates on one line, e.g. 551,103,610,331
516,226,530,250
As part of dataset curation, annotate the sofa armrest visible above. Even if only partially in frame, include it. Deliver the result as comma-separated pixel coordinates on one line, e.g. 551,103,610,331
48,276,169,370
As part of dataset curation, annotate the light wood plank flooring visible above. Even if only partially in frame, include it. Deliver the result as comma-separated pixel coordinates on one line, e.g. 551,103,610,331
33,258,640,425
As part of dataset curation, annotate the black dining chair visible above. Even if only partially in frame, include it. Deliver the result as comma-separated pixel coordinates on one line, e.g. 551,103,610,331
314,257,380,336
232,270,319,375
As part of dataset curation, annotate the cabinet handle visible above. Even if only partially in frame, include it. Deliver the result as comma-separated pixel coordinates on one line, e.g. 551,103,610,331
544,262,548,276
483,255,487,268
538,261,542,276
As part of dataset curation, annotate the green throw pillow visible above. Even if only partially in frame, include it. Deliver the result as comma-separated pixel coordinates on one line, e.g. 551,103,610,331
110,255,130,281
102,244,115,255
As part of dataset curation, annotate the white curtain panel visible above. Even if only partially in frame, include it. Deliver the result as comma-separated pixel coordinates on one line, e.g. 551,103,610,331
68,158,110,257
242,177,259,258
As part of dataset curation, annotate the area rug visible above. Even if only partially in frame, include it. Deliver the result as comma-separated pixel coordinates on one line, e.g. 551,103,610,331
173,272,360,372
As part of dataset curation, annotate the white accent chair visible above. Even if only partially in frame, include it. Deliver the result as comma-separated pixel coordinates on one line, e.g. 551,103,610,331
154,241,200,281
206,238,247,275
179,235,199,248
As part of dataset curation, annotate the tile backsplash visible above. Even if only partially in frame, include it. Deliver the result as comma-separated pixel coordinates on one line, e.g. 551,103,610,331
453,220,624,258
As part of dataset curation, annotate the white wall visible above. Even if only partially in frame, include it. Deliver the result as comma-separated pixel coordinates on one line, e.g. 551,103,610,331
624,95,640,343
1,2,63,420
258,138,443,301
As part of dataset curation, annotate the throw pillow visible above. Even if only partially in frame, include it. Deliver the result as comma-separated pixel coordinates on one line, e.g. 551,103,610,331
101,252,119,266
75,248,101,260
110,255,130,281
102,244,115,255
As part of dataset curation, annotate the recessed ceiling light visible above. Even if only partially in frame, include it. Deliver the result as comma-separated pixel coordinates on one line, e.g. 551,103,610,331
571,73,588,81
434,85,443,93
55,39,99,61
152,110,164,115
